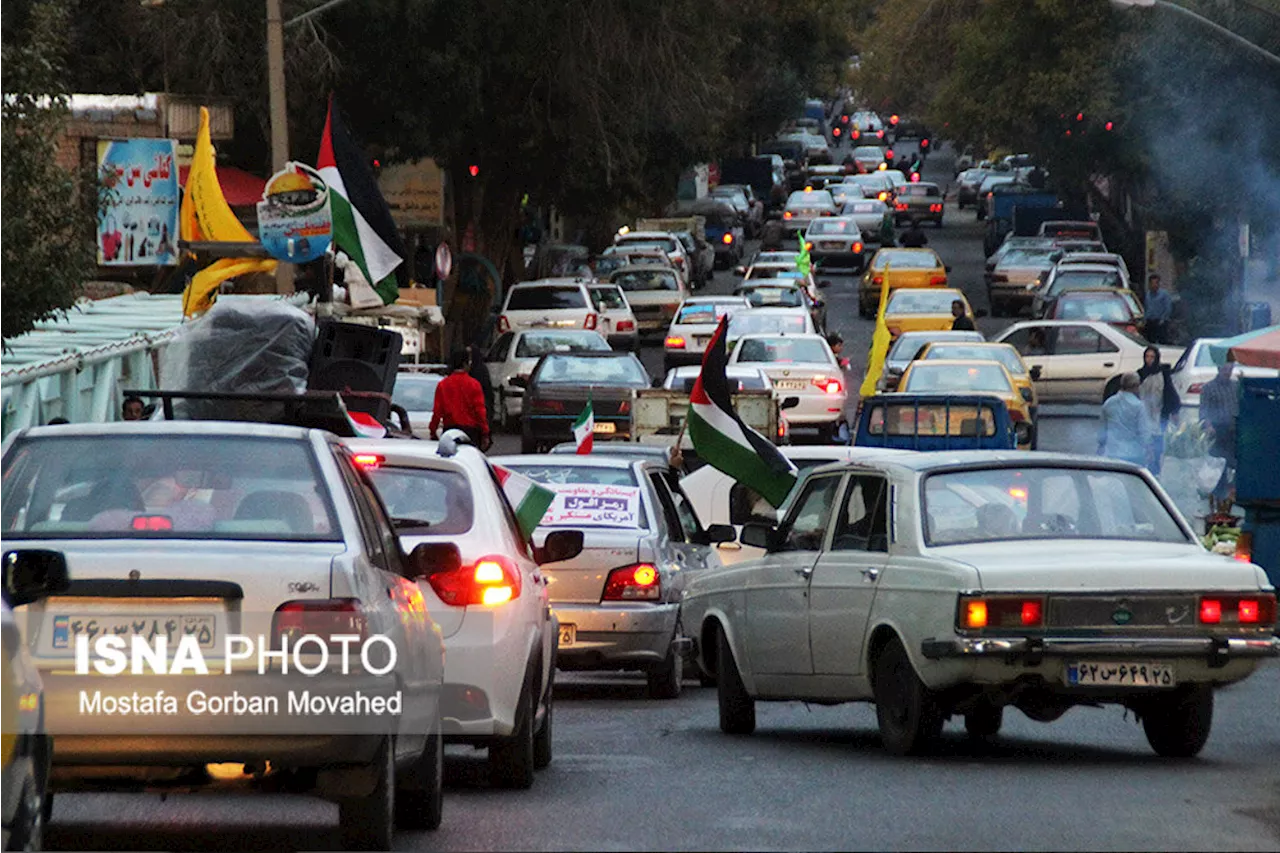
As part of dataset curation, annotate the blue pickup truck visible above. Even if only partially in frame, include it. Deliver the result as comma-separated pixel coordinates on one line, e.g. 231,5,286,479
852,394,1018,451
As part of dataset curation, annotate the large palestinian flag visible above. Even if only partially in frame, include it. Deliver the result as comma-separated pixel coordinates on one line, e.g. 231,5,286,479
316,95,408,304
686,316,798,508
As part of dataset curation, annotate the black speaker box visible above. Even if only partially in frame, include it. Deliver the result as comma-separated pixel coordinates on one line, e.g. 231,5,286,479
307,321,402,421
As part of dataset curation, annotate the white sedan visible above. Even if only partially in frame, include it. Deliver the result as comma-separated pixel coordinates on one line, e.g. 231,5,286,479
727,333,846,439
1170,337,1278,412
994,320,1183,403
683,452,1278,756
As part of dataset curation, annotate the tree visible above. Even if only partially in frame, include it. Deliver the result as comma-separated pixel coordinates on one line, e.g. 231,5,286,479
2,0,98,341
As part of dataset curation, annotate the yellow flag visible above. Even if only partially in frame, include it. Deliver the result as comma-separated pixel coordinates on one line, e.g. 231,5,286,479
180,106,276,316
859,264,893,397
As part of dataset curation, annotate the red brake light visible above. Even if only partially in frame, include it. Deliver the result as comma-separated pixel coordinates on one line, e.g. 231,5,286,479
131,515,173,531
498,315,511,333
895,202,908,211
852,241,864,253
617,320,635,332
1021,600,1043,626
1188,382,1205,394
353,454,383,468
871,275,883,285
832,127,841,137
585,313,598,330
1238,599,1260,623
272,598,367,650
959,595,1046,630
920,138,929,148
1199,598,1222,624
851,130,860,140
812,377,842,394
928,275,948,285
783,211,793,219
886,149,895,159
428,555,521,607
603,564,661,601
722,233,734,244
665,335,686,349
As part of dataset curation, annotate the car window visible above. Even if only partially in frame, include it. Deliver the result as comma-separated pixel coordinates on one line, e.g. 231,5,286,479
515,332,608,358
887,290,958,314
1193,345,1219,368
505,464,638,488
507,286,587,311
1054,326,1107,355
661,471,704,541
1056,296,1132,323
351,462,409,577
391,375,441,411
676,302,736,324
486,332,514,362
830,475,888,552
590,287,628,311
533,354,648,385
613,269,679,292
727,313,810,338
903,363,1012,394
925,345,1025,375
871,251,940,270
779,475,843,552
736,338,831,364
741,287,803,308
333,452,389,570
362,464,475,535
647,473,686,542
808,219,855,235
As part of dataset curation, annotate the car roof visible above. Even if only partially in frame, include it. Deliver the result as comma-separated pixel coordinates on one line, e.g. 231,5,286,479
619,231,677,240
489,453,645,471
15,421,318,441
731,306,810,317
343,438,489,470
509,278,589,290
888,287,965,301
669,364,765,377
806,449,1143,476
682,295,750,305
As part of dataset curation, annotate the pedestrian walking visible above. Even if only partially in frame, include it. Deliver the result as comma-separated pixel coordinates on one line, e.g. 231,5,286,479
1143,274,1174,344
950,300,976,331
429,349,491,450
1097,373,1152,466
1199,361,1238,501
1137,345,1181,474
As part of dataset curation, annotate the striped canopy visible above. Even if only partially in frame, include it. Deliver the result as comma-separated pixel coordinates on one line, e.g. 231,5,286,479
1208,325,1280,369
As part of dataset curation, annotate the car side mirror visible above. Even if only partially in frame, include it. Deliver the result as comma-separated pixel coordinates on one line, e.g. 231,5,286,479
704,523,737,545
407,542,462,579
3,549,71,608
740,523,779,550
780,396,800,410
535,530,584,565
509,376,528,388
1030,366,1043,380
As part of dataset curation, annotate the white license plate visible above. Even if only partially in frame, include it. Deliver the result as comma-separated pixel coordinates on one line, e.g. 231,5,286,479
48,612,219,652
775,380,808,390
558,624,576,647
1066,661,1175,688
593,422,616,434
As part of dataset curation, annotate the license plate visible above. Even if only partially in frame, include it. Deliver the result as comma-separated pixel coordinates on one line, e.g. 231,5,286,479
1066,661,1175,688
558,624,576,647
775,380,808,390
593,422,616,434
47,612,219,652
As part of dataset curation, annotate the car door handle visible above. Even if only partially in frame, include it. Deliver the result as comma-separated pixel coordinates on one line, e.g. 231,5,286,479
1103,362,1115,368
794,565,813,578
861,567,880,581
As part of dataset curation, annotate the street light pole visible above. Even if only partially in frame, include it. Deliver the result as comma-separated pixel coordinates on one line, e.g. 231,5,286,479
265,0,294,293
1111,0,1280,68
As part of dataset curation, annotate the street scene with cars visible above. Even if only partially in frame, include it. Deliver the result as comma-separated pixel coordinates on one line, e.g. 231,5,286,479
3,0,1280,851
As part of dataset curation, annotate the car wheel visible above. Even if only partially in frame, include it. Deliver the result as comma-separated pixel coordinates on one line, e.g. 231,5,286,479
964,703,1004,740
394,727,443,831
872,635,943,756
647,631,684,700
533,675,554,770
1142,685,1213,758
716,626,756,734
338,736,394,850
489,667,536,788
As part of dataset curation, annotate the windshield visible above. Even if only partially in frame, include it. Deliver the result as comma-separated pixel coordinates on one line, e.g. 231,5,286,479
507,286,586,311
923,467,1189,546
807,219,856,236
515,332,609,358
619,236,677,253
364,466,474,535
924,345,1026,375
736,337,831,364
900,185,941,197
2,435,340,541
613,269,679,292
727,313,809,338
999,249,1057,267
903,363,1012,394
887,332,985,362
676,302,735,324
741,286,803,308
1056,295,1132,322
392,375,442,410
533,354,648,385
872,251,940,270
887,290,960,314
1050,270,1123,292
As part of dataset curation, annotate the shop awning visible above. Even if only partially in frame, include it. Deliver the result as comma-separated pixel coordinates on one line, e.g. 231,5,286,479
1209,325,1280,369
178,165,266,207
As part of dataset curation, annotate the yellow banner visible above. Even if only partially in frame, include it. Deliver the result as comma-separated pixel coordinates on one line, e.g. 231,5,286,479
859,265,892,397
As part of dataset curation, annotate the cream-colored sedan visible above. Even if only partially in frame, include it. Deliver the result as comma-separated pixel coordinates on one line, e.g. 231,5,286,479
683,452,1278,756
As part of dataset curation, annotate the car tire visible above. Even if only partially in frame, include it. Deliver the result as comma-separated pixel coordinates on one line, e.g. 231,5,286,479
533,676,554,770
1142,685,1213,758
647,632,684,700
964,703,1004,740
489,667,536,789
394,727,443,831
338,736,395,851
716,627,756,735
872,635,943,756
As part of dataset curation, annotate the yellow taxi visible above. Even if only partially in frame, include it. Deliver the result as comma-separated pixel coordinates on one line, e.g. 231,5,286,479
883,287,974,339
896,358,1035,449
915,340,1039,408
858,247,949,318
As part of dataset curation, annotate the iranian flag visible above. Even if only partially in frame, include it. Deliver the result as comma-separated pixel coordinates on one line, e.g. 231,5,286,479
572,399,594,454
493,464,556,540
316,95,408,305
346,410,387,438
686,316,798,507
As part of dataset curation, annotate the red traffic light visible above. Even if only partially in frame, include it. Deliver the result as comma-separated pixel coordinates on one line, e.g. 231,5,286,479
920,138,929,149
1076,112,1084,121
1104,121,1114,131
468,164,479,177
372,159,381,169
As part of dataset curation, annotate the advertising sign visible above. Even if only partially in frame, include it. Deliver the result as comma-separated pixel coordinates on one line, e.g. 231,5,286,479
378,158,445,228
543,485,641,528
256,162,333,264
97,138,180,266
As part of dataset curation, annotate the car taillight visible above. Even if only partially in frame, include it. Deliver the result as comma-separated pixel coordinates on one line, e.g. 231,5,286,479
602,563,661,601
886,150,895,159
832,127,841,136
617,320,635,332
272,598,367,650
666,335,686,349
1199,593,1276,626
783,211,793,219
928,275,948,285
428,555,522,607
723,233,734,244
498,315,511,333
930,203,943,212
895,202,908,211
1008,409,1026,422
958,595,1046,630
585,313,598,330
851,130,860,140
878,191,889,200
812,377,842,394
674,257,685,267
531,399,565,413
130,515,173,531
852,242,864,253
1235,531,1252,563
872,275,883,285
618,399,630,415
1188,382,1204,394
992,274,1008,282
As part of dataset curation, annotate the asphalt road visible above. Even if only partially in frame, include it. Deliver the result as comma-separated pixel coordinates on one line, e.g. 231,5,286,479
45,142,1276,852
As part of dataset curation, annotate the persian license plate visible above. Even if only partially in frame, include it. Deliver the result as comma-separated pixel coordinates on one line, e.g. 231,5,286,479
48,612,219,652
593,422,616,434
775,380,808,390
558,624,576,647
1066,661,1175,688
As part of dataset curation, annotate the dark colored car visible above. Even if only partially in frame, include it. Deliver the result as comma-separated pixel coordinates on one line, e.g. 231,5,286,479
853,393,1017,451
518,351,652,453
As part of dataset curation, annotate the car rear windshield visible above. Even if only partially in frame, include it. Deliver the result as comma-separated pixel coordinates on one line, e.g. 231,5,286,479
867,403,997,437
887,331,984,361
590,287,628,311
923,467,1189,546
904,363,1011,394
533,355,648,385
392,375,442,411
736,338,830,364
676,303,735,324
613,269,679,292
619,236,678,253
728,314,809,337
901,185,941,197
872,251,939,270
507,286,586,311
1,435,341,541
515,332,609,358
742,287,803,308
1050,270,1123,292
363,466,474,535
887,290,958,314
808,219,856,236
924,346,1026,375
1056,295,1132,322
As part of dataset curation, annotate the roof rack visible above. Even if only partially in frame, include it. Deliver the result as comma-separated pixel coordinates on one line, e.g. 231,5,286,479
123,389,415,439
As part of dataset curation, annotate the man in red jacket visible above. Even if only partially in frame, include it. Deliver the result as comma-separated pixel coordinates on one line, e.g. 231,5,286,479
429,349,491,450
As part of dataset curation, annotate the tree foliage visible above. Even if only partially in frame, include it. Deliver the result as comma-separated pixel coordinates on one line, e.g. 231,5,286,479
2,0,98,341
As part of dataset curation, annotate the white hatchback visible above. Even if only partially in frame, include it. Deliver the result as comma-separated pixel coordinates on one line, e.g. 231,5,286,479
727,333,846,438
498,279,599,336
663,296,751,371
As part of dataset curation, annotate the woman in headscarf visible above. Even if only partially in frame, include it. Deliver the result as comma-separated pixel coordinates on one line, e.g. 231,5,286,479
1137,345,1181,474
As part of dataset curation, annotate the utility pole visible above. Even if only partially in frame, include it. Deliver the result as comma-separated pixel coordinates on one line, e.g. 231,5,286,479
265,0,294,293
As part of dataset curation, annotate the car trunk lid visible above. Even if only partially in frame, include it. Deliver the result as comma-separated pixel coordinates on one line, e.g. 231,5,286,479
531,528,642,604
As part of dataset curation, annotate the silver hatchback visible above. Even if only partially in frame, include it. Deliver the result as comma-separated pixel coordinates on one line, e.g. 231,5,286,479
488,455,735,699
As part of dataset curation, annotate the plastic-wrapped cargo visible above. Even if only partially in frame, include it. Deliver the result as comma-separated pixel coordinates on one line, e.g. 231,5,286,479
159,299,316,422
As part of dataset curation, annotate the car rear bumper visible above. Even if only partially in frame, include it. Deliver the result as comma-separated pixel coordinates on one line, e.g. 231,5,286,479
663,350,706,370
525,414,630,442
607,332,639,350
552,602,680,670
49,733,383,771
921,635,1280,662
810,249,864,267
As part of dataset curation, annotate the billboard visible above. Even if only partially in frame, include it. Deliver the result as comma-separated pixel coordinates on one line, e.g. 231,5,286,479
97,138,180,266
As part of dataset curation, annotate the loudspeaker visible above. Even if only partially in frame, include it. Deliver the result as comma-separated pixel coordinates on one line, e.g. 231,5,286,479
307,321,402,422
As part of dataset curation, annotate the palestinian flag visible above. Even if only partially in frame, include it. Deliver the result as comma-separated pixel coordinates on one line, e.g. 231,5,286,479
493,464,556,540
687,316,798,508
572,398,594,454
316,95,408,305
